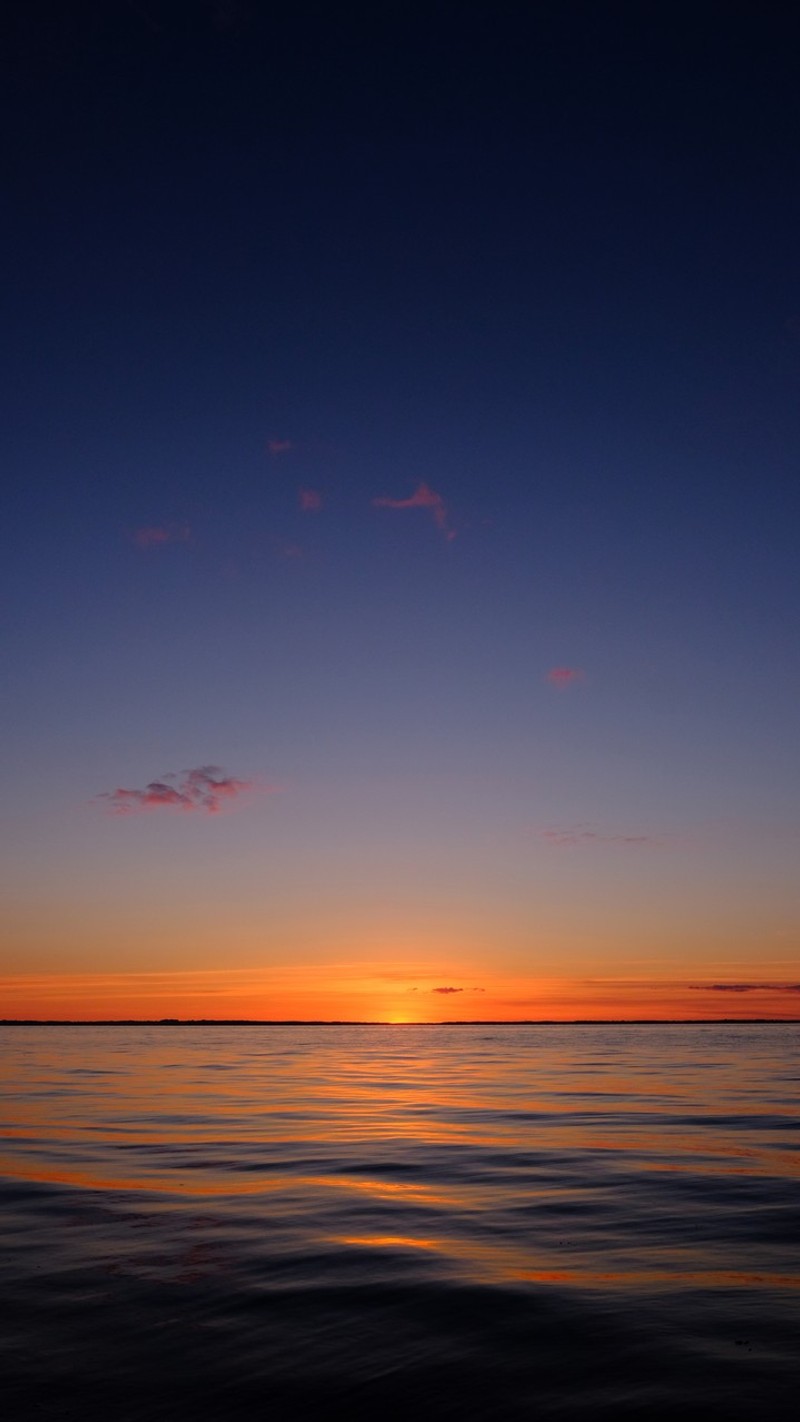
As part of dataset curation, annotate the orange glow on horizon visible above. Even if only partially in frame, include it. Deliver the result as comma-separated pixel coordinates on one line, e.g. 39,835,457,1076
2,964,800,1021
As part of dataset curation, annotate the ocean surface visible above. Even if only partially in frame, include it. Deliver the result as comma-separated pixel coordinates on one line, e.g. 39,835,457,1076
1,1023,799,1420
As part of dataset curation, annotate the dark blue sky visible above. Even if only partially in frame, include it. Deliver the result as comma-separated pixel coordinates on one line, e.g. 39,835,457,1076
3,1,799,1015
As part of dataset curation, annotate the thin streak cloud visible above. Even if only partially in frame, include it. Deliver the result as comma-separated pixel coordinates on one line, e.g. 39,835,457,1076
540,826,665,848
690,982,800,993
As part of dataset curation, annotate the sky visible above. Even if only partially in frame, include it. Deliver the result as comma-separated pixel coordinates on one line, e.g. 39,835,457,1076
2,0,799,1020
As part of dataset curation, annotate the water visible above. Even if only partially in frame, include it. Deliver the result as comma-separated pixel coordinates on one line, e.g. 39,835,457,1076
1,1023,799,1420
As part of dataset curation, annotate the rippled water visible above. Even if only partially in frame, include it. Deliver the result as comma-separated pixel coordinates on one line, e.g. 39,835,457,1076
1,1023,799,1420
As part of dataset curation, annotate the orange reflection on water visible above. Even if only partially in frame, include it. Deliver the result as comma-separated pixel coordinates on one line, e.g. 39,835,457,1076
329,1230,800,1293
336,1234,443,1252
3,1022,799,1301
0,1158,288,1196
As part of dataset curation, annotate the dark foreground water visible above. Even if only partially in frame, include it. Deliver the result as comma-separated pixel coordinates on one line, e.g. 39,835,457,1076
1,1024,799,1420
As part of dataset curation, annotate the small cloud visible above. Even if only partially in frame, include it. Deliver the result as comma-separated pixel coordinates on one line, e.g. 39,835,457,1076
299,488,323,513
133,524,191,549
545,666,585,689
540,825,663,848
98,766,266,816
432,986,463,994
690,982,800,993
373,482,455,540
267,438,293,456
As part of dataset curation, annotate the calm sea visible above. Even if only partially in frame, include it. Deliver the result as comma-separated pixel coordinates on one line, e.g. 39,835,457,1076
1,1023,799,1420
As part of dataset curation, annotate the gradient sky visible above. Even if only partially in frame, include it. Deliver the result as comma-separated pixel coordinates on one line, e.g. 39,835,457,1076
3,1,799,1019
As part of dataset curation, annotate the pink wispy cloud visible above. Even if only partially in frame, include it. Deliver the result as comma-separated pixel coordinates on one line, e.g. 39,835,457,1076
133,524,191,549
540,825,665,848
99,766,266,816
373,481,455,540
267,437,293,456
545,666,585,689
299,488,323,512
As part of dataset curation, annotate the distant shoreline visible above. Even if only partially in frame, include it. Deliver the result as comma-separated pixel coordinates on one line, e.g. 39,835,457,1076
2,1019,799,1027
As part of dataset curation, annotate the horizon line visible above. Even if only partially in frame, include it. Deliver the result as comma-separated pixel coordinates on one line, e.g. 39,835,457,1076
2,1018,800,1027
